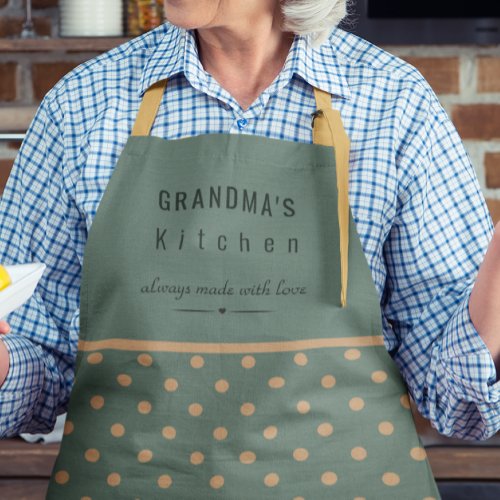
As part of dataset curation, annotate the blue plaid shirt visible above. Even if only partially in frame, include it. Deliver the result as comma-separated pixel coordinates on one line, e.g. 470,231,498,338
0,21,499,440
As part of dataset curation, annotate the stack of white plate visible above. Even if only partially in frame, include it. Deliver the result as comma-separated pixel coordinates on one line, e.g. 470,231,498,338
59,0,123,37
0,263,46,320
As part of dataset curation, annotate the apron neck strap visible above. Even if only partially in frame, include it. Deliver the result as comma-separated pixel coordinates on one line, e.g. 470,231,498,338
132,78,169,137
312,87,350,308
131,79,350,308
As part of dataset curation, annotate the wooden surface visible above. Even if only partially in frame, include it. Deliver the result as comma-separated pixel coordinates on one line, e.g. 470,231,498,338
0,437,59,476
0,37,132,52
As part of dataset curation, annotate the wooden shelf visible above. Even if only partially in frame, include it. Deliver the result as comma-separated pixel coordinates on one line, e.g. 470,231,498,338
0,37,133,52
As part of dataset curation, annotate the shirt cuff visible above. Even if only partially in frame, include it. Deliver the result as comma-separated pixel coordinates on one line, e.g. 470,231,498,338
439,287,500,440
0,334,45,437
440,285,500,396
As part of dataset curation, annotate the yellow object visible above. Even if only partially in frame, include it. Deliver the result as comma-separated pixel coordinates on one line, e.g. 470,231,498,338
0,265,12,291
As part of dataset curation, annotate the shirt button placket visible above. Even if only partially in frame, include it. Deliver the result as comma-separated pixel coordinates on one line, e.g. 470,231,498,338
236,118,248,130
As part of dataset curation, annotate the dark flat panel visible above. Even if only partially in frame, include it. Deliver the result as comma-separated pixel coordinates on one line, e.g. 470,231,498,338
342,0,500,44
437,481,500,500
368,1,500,19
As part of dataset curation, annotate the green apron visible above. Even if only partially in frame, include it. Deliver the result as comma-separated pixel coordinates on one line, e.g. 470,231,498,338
46,78,442,500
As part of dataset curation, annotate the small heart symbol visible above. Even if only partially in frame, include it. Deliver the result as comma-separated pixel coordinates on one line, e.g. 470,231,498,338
218,308,226,314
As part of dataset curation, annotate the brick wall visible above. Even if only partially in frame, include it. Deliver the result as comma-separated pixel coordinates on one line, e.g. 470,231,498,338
0,0,499,223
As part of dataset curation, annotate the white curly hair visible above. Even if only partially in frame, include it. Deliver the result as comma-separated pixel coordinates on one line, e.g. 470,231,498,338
280,0,351,47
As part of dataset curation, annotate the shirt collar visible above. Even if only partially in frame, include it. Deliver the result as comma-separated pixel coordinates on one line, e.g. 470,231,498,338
138,22,351,101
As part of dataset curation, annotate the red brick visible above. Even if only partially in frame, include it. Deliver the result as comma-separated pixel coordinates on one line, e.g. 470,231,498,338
0,159,14,196
477,57,500,93
452,105,500,140
6,140,23,150
32,0,58,8
0,16,51,38
401,57,459,95
32,61,82,101
486,199,500,226
485,153,500,189
0,63,18,102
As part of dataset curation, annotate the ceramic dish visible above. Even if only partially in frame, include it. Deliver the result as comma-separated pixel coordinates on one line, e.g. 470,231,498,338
0,263,46,320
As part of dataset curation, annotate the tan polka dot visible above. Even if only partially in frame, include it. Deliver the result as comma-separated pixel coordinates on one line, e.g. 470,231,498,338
241,355,256,368
241,402,255,416
215,379,229,393
297,400,311,413
263,425,278,439
351,447,367,461
63,420,74,435
190,355,204,368
107,472,121,486
213,426,228,440
162,426,176,440
188,403,203,416
371,370,388,383
293,497,305,500
157,474,172,488
138,449,153,463
294,352,308,366
240,451,256,464
138,401,152,414
410,447,427,461
264,472,280,487
164,378,178,392
55,470,69,485
317,422,334,437
84,449,100,462
268,376,285,389
293,448,309,461
349,397,365,411
210,475,224,489
90,395,104,410
321,374,336,388
344,348,361,360
422,497,437,500
117,374,132,387
321,471,337,485
81,497,92,500
378,421,394,435
110,423,125,437
400,394,411,409
354,497,366,500
87,352,103,364
137,353,153,366
190,451,204,465
382,472,400,486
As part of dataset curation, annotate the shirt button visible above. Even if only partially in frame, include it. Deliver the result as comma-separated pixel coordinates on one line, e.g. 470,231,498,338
236,118,248,130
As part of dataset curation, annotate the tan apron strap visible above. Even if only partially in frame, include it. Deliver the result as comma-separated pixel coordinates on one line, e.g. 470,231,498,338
131,78,169,136
312,86,350,308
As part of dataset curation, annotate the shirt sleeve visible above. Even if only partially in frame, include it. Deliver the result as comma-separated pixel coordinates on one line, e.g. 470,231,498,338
383,76,500,441
0,91,80,438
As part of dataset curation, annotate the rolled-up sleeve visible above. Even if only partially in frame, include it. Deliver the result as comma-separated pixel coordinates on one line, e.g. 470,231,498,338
0,91,80,438
384,76,500,441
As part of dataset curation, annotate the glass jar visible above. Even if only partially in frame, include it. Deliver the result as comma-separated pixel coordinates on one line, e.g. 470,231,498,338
127,0,165,36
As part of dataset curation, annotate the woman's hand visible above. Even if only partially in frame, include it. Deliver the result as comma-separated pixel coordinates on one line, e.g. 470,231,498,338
468,220,500,380
0,320,11,388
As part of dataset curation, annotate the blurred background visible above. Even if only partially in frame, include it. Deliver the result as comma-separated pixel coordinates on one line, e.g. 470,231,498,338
0,1,499,499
